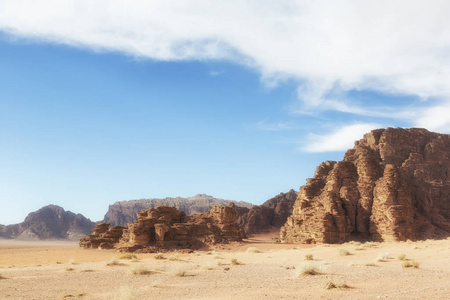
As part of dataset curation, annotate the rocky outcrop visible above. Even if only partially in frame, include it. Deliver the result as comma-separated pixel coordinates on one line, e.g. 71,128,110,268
79,223,126,249
235,190,297,234
281,128,450,244
81,205,245,252
1,205,96,240
103,194,253,226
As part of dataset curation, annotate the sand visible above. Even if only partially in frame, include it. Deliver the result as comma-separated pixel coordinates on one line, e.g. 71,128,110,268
0,235,449,299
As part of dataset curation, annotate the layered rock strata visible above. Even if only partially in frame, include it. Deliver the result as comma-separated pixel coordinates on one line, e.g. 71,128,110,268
103,194,253,226
80,205,244,252
235,190,297,234
281,128,450,243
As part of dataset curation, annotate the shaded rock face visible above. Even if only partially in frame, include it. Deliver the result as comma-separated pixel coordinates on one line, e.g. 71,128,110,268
1,205,96,241
281,128,450,244
103,194,253,226
235,190,297,234
79,223,126,249
81,205,244,252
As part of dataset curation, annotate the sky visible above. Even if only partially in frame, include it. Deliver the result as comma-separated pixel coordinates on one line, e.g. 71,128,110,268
1,1,450,224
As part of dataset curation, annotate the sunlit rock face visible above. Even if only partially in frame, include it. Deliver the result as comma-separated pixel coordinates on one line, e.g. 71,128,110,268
281,128,450,244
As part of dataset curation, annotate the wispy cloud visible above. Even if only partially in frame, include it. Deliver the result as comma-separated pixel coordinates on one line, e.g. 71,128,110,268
301,123,383,152
256,119,294,131
1,0,450,135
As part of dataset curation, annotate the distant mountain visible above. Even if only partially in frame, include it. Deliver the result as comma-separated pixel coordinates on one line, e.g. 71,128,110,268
103,194,254,226
0,205,96,241
235,190,298,234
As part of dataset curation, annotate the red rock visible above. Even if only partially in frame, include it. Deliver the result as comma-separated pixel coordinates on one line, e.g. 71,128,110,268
281,128,450,243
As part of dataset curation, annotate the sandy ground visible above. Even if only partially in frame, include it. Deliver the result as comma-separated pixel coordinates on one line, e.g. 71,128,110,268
0,235,449,300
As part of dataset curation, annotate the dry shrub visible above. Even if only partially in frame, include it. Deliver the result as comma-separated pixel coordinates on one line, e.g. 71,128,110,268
231,258,241,265
304,254,314,261
129,264,151,275
120,254,138,260
106,260,122,266
296,262,323,276
402,260,420,268
154,253,165,260
339,249,351,256
397,254,407,261
246,247,260,253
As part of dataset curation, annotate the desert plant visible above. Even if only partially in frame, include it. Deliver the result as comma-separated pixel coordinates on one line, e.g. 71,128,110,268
168,254,180,261
129,264,151,275
364,242,379,248
296,262,323,276
304,254,314,261
376,253,391,262
397,254,407,261
81,269,94,272
365,263,377,267
65,267,74,271
325,280,350,289
173,266,188,277
120,254,138,260
154,253,165,260
339,249,351,256
106,259,121,266
231,258,241,265
246,247,260,253
402,260,420,268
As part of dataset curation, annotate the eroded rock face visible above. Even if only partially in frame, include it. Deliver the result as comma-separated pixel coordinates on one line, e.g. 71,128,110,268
79,223,126,249
103,194,253,227
80,205,244,252
235,190,297,234
281,128,450,243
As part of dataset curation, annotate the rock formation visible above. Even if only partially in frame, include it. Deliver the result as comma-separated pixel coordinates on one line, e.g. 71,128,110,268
281,128,450,244
79,223,126,249
0,205,95,240
103,194,253,226
81,205,245,252
235,190,297,234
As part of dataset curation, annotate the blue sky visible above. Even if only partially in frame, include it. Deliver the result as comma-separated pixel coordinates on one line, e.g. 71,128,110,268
1,1,450,224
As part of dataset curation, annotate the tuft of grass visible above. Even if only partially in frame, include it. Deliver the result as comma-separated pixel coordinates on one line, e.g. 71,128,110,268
231,258,241,265
114,286,138,300
364,242,379,248
154,253,165,260
62,292,87,298
376,253,391,262
129,264,151,275
296,262,323,276
304,254,314,261
65,267,75,272
120,254,138,260
173,266,188,277
325,280,350,290
106,259,121,266
339,249,351,256
168,254,180,261
402,260,420,268
397,254,407,261
246,247,260,253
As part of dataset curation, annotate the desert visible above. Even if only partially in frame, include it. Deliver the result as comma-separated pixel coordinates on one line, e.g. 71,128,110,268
1,235,449,299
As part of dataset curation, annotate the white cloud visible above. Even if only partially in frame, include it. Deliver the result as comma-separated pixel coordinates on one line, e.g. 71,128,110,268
301,123,383,152
1,0,450,135
256,119,294,131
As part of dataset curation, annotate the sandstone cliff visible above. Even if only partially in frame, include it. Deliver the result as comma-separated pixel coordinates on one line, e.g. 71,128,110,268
81,205,244,252
103,194,253,226
235,190,297,234
0,205,96,240
281,128,450,243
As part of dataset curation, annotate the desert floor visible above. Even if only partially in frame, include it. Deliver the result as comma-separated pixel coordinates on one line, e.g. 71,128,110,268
0,234,449,300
